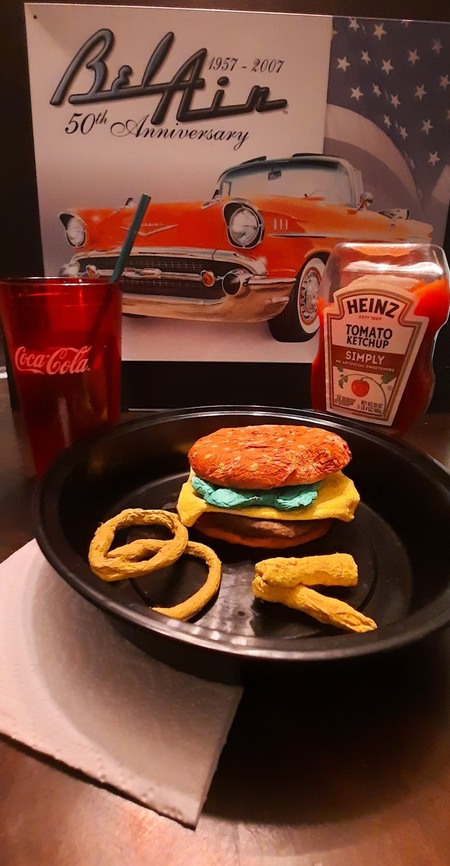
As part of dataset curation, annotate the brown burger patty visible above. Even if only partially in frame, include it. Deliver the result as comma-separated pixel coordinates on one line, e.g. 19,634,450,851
188,424,351,489
195,512,333,549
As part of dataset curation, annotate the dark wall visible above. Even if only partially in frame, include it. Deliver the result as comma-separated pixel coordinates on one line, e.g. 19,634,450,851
1,0,449,411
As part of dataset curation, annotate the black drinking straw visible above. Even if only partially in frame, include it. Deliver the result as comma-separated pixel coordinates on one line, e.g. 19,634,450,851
110,193,151,282
87,194,151,358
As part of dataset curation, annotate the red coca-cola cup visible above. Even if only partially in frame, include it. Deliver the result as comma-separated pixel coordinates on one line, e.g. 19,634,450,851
0,276,122,475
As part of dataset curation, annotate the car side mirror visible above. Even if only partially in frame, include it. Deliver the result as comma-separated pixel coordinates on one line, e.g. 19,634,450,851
357,191,374,210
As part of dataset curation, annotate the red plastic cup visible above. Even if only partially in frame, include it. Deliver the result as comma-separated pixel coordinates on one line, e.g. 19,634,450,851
0,276,122,475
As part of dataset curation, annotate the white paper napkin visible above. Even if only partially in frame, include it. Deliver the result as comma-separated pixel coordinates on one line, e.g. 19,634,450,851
0,541,243,826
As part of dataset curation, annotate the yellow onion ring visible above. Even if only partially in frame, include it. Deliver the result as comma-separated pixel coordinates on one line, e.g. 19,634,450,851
88,508,189,582
130,537,222,621
88,508,221,620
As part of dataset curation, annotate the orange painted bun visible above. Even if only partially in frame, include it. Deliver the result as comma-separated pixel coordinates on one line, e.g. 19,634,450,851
188,424,351,489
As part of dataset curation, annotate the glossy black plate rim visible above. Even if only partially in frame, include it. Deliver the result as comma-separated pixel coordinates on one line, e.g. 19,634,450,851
34,405,450,663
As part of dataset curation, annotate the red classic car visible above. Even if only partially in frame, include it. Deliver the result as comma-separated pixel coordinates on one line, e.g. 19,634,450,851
59,153,432,341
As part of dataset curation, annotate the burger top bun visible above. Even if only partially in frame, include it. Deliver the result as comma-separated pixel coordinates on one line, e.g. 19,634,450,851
188,424,352,490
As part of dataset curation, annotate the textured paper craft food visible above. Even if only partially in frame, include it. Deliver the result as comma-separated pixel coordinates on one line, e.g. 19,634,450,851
0,541,242,826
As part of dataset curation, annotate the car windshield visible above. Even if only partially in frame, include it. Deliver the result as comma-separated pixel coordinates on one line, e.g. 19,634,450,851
219,161,354,205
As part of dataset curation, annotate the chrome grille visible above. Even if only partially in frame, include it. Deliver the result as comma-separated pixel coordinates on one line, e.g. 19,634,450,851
76,254,252,301
121,277,222,300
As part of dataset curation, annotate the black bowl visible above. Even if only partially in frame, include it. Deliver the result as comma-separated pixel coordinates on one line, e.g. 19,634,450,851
34,405,450,683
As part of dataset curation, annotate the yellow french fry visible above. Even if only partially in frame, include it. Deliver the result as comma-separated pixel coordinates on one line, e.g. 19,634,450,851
253,575,377,633
255,553,358,588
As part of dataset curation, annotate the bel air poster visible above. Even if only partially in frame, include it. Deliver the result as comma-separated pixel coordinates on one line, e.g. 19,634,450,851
24,5,450,367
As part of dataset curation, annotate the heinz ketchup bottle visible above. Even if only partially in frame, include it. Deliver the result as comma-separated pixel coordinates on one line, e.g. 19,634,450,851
310,243,450,435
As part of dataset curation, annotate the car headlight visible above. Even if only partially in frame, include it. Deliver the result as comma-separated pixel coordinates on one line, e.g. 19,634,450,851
227,205,263,248
65,216,86,247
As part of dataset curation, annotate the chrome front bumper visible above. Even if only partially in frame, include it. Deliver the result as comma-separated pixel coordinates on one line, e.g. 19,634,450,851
60,246,295,321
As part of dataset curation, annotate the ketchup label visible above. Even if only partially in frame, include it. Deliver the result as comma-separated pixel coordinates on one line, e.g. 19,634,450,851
14,345,91,375
323,282,428,426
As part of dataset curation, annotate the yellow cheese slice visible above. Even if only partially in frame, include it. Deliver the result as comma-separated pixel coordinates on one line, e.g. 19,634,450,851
177,471,360,527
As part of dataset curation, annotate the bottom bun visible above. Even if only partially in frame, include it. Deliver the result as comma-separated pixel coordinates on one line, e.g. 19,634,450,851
194,513,333,549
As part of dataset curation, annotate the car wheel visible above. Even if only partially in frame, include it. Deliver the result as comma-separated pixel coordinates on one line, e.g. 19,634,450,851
268,255,327,342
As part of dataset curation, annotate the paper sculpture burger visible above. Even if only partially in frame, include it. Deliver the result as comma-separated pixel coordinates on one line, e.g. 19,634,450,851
176,424,360,549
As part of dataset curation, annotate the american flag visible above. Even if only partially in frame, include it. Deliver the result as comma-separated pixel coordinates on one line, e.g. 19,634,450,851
325,16,450,239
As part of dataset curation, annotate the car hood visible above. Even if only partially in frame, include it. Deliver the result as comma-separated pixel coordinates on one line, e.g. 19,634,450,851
64,193,432,250
67,199,230,249
64,194,356,247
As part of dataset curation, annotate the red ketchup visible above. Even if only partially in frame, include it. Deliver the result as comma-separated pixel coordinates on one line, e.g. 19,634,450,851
310,243,450,435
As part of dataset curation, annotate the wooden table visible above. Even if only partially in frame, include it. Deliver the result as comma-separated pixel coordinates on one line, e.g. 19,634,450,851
2,375,450,865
